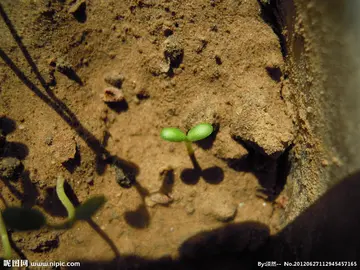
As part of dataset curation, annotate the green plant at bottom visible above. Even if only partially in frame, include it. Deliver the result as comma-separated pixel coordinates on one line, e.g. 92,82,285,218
1,176,106,250
160,123,214,157
0,210,12,260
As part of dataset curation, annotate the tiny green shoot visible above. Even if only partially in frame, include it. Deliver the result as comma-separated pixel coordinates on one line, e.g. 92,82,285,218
56,176,76,222
2,176,106,232
0,210,12,260
160,123,213,156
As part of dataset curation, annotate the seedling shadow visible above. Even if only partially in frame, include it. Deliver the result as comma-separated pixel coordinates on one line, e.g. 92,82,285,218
124,182,150,229
123,170,175,229
86,219,120,258
159,169,175,195
95,131,111,175
226,136,292,201
18,170,39,208
0,117,16,135
180,154,224,185
1,141,29,160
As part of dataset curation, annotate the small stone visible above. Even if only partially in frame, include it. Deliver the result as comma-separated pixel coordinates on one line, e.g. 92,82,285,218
321,159,329,167
56,58,73,74
101,87,125,103
114,166,132,188
195,37,207,53
238,202,245,208
145,192,173,207
201,191,237,222
275,195,289,209
82,58,89,65
332,157,342,166
149,192,173,205
51,133,77,164
135,88,150,100
104,72,125,88
45,135,53,146
0,157,23,180
109,211,121,222
163,36,183,68
86,177,94,185
185,204,195,215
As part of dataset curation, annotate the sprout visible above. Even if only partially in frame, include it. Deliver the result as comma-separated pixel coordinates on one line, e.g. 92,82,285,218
2,176,106,232
160,123,213,156
0,210,12,260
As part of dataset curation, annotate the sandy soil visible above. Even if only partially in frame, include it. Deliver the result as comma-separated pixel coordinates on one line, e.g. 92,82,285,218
0,0,294,267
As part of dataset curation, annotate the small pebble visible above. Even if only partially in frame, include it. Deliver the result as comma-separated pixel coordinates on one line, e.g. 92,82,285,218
101,87,125,103
238,202,245,208
185,204,195,215
262,202,267,206
321,159,329,167
0,157,23,180
45,135,53,146
149,192,173,205
114,166,132,188
86,177,94,185
104,72,125,88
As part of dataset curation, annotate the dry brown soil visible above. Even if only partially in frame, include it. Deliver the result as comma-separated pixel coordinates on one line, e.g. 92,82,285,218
0,0,295,267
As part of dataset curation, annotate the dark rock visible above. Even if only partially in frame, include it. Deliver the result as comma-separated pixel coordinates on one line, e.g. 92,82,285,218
0,157,23,180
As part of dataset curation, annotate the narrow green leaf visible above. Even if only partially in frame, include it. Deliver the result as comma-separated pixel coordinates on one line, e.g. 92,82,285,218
3,207,46,231
160,128,187,142
75,196,106,221
187,123,214,142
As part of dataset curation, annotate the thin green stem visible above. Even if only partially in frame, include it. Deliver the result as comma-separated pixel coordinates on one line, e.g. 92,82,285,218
0,210,12,260
56,176,76,221
184,140,194,156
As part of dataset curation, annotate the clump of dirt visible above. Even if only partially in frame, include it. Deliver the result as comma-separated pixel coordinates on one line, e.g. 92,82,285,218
0,0,294,265
0,157,23,180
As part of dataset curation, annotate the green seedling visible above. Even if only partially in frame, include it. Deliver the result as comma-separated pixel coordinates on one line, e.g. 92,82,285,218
0,210,12,260
160,123,214,156
2,176,106,232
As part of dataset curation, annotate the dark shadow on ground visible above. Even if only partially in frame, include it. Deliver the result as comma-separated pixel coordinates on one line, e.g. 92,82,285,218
123,182,150,229
225,136,292,202
181,153,224,185
260,170,360,262
63,170,360,269
0,117,16,135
